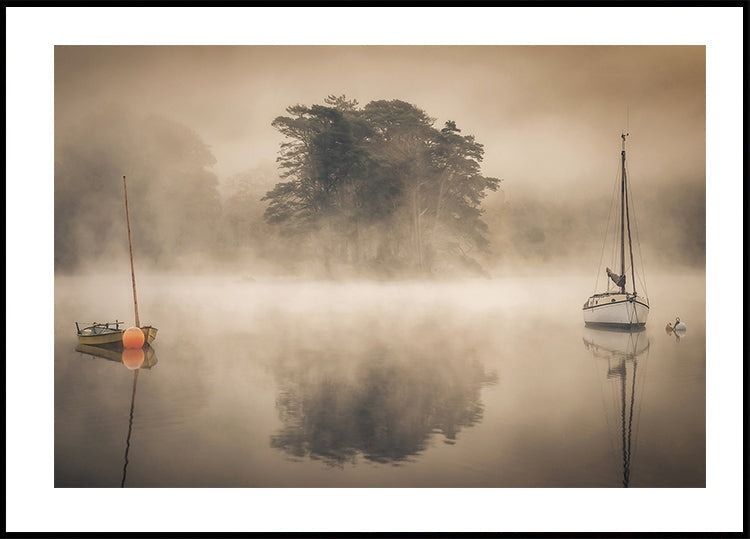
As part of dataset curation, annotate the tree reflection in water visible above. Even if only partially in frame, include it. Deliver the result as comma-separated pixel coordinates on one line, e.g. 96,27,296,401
270,340,498,467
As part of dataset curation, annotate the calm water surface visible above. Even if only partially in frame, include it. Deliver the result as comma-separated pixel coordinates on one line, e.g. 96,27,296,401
54,273,705,487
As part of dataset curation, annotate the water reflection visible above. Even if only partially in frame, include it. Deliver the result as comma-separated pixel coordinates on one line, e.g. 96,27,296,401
269,344,498,467
74,344,158,487
121,368,139,487
583,326,649,487
75,343,158,370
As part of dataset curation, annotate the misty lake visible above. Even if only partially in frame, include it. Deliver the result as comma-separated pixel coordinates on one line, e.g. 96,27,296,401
54,272,705,488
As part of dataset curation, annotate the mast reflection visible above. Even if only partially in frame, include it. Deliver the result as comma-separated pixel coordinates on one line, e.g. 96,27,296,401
121,369,138,487
583,326,649,487
74,343,158,487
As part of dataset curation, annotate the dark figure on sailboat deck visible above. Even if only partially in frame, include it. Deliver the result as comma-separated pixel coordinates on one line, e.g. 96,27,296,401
606,267,626,288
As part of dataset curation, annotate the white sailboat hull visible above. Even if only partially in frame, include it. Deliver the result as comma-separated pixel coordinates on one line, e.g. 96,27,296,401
583,293,649,328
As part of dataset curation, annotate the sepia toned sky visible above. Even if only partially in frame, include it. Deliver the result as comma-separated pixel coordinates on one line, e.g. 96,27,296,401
55,45,705,201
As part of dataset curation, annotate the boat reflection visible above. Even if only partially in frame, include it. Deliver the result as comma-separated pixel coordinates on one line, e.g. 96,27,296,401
269,345,498,467
583,326,649,487
75,342,158,370
74,343,158,487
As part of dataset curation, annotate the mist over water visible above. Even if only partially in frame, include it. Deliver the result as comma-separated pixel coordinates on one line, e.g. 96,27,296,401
55,269,704,487
52,45,706,489
54,46,705,277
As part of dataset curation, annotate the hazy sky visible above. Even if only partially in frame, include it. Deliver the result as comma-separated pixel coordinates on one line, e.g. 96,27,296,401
55,45,705,201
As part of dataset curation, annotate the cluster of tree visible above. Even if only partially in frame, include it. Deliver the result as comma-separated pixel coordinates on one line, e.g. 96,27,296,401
55,99,501,278
55,105,224,271
261,96,501,277
55,101,703,276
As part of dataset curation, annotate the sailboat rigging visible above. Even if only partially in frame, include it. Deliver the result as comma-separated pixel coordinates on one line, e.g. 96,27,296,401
583,134,649,328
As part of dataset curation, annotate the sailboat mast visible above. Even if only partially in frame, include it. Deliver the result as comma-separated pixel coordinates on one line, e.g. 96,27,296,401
123,175,140,327
625,169,637,296
619,134,627,293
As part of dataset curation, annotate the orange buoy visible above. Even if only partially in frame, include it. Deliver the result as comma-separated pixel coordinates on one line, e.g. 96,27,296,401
122,348,145,370
122,326,145,348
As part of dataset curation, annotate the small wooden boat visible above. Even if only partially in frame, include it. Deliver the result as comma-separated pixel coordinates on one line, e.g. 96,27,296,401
76,321,125,345
76,321,158,346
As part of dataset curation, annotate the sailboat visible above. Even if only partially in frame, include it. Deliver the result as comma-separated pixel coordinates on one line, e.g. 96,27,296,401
76,320,157,346
583,134,649,328
76,176,158,345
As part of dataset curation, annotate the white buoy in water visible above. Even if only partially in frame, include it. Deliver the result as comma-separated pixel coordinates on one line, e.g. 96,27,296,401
674,316,687,335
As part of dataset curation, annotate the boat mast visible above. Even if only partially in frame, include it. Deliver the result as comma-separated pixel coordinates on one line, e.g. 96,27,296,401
619,134,627,294
624,160,637,297
123,176,140,327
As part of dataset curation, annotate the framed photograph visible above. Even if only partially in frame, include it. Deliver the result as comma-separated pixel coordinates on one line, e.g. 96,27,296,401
6,6,743,535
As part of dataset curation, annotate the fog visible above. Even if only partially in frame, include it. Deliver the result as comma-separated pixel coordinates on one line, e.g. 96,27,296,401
51,47,708,488
55,46,704,186
54,271,705,487
55,45,705,279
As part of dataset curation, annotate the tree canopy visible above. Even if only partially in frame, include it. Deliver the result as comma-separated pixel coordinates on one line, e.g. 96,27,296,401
262,96,501,277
